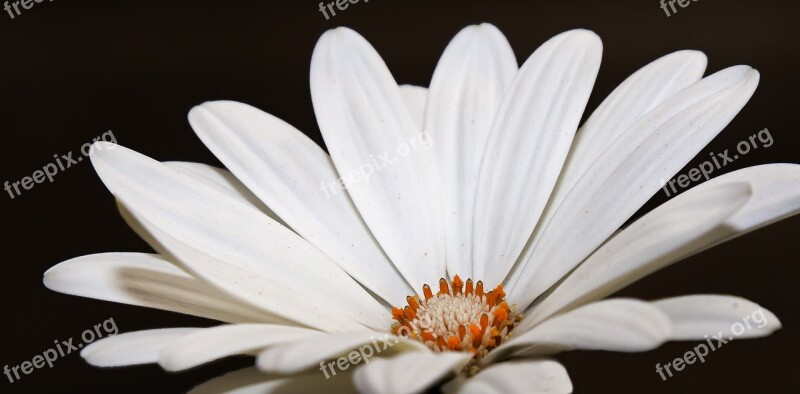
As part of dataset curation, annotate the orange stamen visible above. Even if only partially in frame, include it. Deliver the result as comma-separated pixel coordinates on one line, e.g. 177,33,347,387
423,284,433,300
480,313,489,330
469,323,482,339
451,275,463,295
404,306,416,320
436,335,447,351
390,274,520,358
493,284,506,300
470,323,483,348
439,278,450,295
447,336,462,351
493,304,508,324
486,291,496,307
407,295,419,311
392,307,405,320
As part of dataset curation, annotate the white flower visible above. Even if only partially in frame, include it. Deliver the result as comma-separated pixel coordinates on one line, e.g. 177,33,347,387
44,24,799,393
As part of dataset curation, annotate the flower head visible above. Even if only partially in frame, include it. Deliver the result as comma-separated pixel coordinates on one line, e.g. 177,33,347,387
44,24,798,393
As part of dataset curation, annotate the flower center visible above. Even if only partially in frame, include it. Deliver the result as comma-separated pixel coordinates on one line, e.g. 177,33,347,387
391,275,521,359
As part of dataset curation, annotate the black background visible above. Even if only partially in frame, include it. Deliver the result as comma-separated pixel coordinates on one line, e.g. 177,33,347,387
1,0,798,392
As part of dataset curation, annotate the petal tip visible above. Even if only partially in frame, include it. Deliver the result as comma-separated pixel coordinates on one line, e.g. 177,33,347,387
671,49,708,68
562,28,602,45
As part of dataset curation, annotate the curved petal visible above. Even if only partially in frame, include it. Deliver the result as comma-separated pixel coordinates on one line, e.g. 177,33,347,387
425,23,517,278
560,50,707,188
526,163,800,328
353,352,471,394
524,181,752,329
686,164,800,242
120,208,352,330
44,253,282,324
81,328,198,367
485,299,672,364
165,161,283,224
508,65,760,309
400,84,428,131
189,367,357,394
458,359,572,394
653,295,781,340
257,332,428,375
311,27,445,292
189,100,413,306
516,51,707,277
90,143,387,332
473,29,602,285
159,324,322,372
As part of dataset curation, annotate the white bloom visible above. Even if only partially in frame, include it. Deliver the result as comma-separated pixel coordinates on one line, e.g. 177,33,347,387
44,24,799,393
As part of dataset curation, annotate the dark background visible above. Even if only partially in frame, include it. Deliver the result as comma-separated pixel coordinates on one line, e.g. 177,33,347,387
0,0,798,392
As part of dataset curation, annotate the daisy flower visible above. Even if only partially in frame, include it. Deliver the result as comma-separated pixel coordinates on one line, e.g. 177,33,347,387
44,24,799,393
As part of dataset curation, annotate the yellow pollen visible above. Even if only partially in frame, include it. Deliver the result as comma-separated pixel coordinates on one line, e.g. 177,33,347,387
391,275,521,360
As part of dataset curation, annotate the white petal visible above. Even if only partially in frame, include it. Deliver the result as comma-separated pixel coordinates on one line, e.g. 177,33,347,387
425,23,517,278
311,27,445,292
81,328,197,367
164,161,283,224
189,101,413,306
525,164,800,328
44,253,280,324
124,211,368,332
189,367,357,394
90,143,387,332
353,352,471,394
459,359,572,394
653,295,781,340
400,84,428,131
473,29,602,285
159,324,322,372
554,51,707,210
486,299,672,364
257,331,428,375
516,51,707,276
524,181,752,329
687,164,800,240
508,65,760,309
